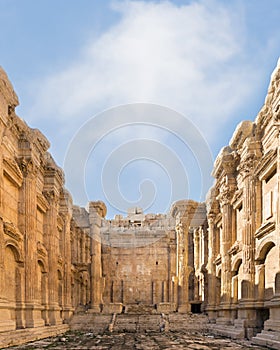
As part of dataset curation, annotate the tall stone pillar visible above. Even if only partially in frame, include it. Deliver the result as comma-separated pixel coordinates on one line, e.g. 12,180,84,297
206,214,217,322
171,200,203,313
44,189,62,325
177,222,190,312
59,190,73,322
88,201,106,313
235,140,262,337
43,158,64,326
18,157,44,328
217,173,236,325
193,228,200,301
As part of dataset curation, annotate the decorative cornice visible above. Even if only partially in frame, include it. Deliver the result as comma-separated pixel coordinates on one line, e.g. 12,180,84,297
214,254,221,265
255,221,275,239
37,193,50,213
228,241,241,255
255,148,277,180
3,156,23,187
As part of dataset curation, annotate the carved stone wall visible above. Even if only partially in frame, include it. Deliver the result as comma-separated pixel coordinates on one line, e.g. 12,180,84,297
206,58,280,345
0,57,280,348
0,68,90,333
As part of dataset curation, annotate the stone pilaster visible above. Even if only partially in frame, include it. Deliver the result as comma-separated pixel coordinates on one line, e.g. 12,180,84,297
44,189,62,325
59,190,73,322
43,157,64,326
216,162,236,324
171,200,204,313
205,214,217,322
235,140,262,338
18,157,44,328
88,201,106,313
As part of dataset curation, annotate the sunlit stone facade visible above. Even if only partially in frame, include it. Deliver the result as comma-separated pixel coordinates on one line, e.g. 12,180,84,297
0,68,95,340
205,61,280,347
0,58,280,349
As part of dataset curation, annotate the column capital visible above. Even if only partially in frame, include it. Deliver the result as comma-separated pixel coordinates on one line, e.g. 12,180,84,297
17,156,37,178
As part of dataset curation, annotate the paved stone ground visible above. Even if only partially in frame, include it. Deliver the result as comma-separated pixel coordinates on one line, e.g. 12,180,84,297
8,330,267,349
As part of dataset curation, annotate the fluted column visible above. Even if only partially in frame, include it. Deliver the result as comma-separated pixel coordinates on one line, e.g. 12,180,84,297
59,190,73,322
176,222,190,312
44,190,62,325
18,158,44,328
88,201,106,313
206,214,217,321
235,141,262,337
193,228,200,301
217,174,236,325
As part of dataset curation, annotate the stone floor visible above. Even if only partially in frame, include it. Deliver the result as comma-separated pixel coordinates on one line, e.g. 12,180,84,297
6,313,269,350
8,330,268,349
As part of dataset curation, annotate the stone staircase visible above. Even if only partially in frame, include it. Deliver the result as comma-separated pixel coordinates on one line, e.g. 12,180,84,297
124,304,158,314
207,323,245,340
69,313,112,333
0,324,69,349
252,330,280,349
70,311,210,335
168,313,209,332
113,314,162,333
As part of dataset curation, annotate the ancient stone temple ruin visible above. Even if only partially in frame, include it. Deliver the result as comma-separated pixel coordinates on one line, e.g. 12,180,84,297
0,58,279,349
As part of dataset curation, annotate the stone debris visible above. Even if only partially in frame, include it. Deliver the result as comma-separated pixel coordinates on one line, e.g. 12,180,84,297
7,329,267,349
8,314,267,350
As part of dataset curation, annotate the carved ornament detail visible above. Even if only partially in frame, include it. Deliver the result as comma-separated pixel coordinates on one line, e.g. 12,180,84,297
37,241,47,257
17,157,37,177
4,221,22,241
217,178,236,206
3,156,23,187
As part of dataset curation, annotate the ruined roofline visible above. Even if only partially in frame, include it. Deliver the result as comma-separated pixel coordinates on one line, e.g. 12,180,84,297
211,56,280,181
0,66,19,107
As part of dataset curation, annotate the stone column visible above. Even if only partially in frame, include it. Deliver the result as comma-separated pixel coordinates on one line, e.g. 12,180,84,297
193,228,200,301
0,218,18,331
177,222,190,312
171,200,204,313
217,175,235,325
59,190,73,322
206,214,217,322
44,189,62,325
235,141,262,337
18,157,44,328
88,201,106,313
168,242,176,303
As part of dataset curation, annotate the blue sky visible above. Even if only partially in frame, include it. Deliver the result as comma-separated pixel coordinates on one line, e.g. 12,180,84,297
1,0,280,218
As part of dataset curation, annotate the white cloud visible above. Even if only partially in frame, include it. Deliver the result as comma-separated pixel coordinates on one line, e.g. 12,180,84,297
23,0,273,215
27,0,256,142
